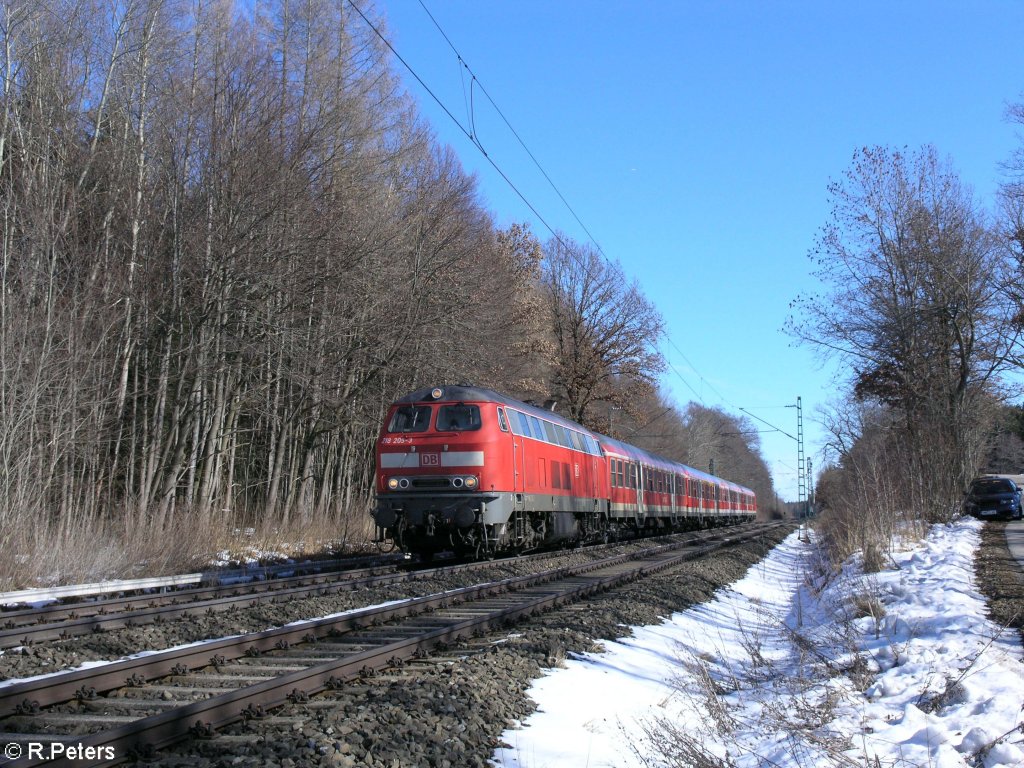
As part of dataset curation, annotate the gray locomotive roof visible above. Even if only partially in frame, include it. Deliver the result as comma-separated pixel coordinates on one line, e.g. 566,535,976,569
393,385,754,496
395,385,585,430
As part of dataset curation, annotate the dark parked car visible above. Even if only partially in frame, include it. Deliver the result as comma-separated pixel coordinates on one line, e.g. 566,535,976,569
963,476,1024,520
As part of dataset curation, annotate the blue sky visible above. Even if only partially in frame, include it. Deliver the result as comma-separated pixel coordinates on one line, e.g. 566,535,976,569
375,0,1024,500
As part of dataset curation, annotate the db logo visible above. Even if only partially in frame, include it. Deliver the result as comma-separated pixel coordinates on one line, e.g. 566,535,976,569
420,453,440,467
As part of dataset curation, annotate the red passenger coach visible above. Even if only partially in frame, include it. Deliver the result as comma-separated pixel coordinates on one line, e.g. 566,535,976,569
372,385,756,558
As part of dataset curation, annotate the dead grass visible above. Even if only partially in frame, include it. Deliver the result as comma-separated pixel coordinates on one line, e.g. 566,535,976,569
0,505,374,591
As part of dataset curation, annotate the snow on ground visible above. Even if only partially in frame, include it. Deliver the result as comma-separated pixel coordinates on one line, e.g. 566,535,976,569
491,519,1024,768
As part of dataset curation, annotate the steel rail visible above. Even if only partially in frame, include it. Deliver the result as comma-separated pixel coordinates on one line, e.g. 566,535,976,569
0,527,733,648
0,558,406,635
0,524,781,767
0,555,403,608
0,535,691,716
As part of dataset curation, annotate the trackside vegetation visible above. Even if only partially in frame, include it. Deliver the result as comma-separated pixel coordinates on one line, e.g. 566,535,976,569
789,138,1024,565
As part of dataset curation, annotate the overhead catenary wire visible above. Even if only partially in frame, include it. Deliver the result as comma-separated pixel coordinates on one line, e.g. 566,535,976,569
413,2,739,421
344,0,564,243
347,0,780,457
414,0,608,260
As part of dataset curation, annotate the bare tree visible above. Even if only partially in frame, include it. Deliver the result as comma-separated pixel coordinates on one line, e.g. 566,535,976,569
0,0,537,586
789,145,1019,520
542,236,665,426
999,95,1024,354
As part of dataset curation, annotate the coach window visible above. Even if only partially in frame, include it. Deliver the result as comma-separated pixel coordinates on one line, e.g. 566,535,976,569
498,408,510,433
507,411,522,435
542,420,558,444
569,430,586,453
527,415,544,441
552,424,572,448
387,405,431,433
516,411,532,437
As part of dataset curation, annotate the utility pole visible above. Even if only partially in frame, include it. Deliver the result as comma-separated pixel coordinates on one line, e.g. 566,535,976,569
796,396,806,519
608,404,621,437
806,457,813,518
741,398,808,521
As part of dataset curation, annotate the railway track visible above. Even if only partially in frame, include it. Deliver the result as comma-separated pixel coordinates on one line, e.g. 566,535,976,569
0,559,410,650
0,523,782,767
0,548,576,649
0,526,744,651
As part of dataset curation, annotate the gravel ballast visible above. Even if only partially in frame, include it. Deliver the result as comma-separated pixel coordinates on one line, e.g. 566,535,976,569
11,520,1015,768
150,526,794,767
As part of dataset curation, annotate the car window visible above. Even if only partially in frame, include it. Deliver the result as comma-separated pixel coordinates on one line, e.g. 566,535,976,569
971,479,1015,494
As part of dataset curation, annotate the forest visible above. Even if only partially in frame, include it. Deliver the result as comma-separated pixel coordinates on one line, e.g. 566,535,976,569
7,0,1023,588
0,0,775,587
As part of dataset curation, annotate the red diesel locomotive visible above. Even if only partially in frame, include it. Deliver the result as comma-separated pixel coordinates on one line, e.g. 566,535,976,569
372,385,756,558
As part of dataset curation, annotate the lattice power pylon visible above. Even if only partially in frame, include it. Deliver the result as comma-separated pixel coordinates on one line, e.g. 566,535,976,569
796,396,806,518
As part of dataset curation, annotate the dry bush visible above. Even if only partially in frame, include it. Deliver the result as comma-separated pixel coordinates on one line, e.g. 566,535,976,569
631,599,875,768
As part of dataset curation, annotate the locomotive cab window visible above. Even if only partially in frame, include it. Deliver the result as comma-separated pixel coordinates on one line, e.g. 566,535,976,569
436,404,481,432
388,405,432,433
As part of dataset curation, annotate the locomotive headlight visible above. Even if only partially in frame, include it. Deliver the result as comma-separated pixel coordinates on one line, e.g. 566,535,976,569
387,477,400,490
464,475,479,489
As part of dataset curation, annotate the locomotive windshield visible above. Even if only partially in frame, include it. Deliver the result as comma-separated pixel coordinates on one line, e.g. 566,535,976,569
436,404,481,432
387,405,432,433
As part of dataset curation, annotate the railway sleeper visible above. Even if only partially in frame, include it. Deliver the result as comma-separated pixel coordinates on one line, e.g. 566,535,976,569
0,524,776,766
